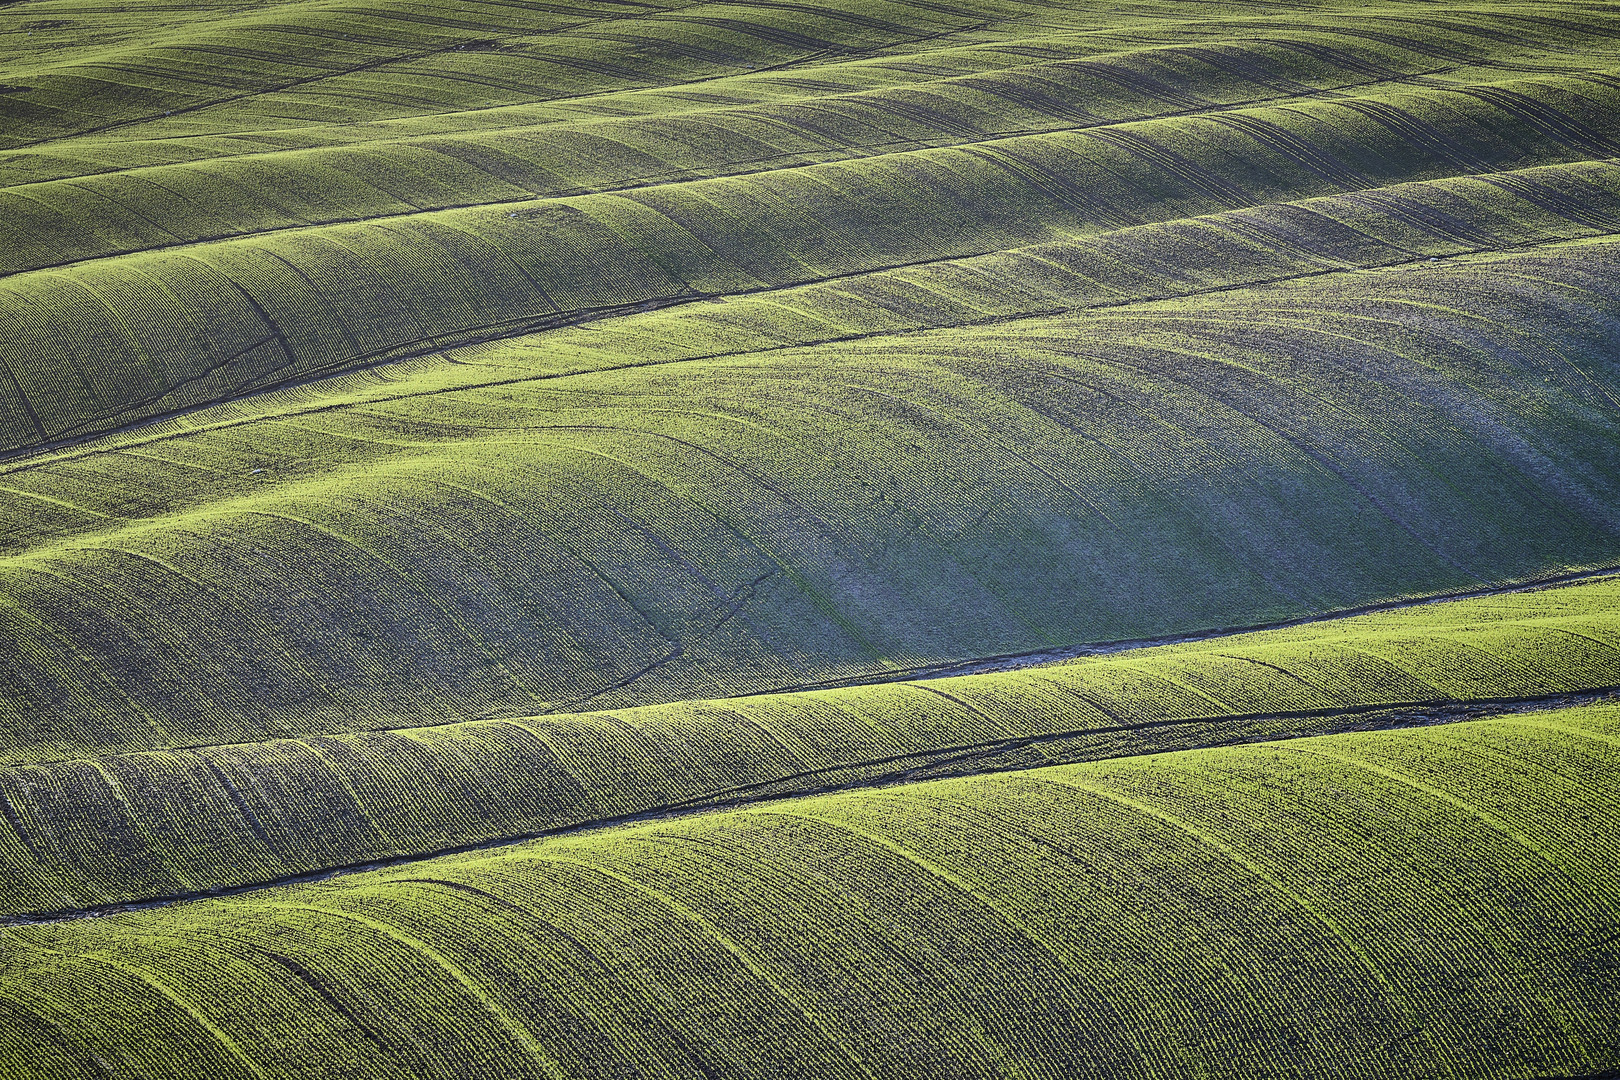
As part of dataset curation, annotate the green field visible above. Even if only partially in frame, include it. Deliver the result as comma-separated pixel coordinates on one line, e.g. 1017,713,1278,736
2,0,1618,1075
4,705,1616,1078
3,572,1619,919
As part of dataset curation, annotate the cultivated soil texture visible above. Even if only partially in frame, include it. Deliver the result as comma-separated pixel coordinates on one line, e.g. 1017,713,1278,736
1,1,1618,1077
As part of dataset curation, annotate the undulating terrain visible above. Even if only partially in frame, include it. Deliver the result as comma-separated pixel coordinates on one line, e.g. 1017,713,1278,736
1,0,1618,1076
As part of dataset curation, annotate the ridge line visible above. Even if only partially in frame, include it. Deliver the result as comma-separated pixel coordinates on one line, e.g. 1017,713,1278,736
4,564,1616,767
4,685,1615,928
4,210,1614,475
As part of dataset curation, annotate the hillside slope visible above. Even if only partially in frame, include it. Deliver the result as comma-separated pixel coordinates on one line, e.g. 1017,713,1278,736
3,224,1618,746
2,571,1617,918
5,37,1620,453
3,2,1620,1076
3,705,1615,1078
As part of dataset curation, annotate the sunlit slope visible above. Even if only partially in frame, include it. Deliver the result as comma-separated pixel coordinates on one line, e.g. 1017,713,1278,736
3,706,1615,1079
2,224,1617,752
1,571,1614,918
2,4,1619,452
0,0,1030,149
18,28,1606,268
6,72,1618,451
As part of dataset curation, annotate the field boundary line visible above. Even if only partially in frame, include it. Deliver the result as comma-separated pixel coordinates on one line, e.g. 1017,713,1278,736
4,211,1616,476
4,685,1617,928
4,564,1615,770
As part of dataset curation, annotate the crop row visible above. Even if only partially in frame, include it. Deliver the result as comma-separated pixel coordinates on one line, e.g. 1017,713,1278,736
0,572,1615,916
4,69,1619,454
1,704,1613,1077
0,0,1008,150
2,225,1618,757
3,24,1584,274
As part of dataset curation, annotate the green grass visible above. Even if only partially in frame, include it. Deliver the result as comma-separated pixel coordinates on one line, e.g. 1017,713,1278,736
3,704,1615,1078
4,0,1620,1075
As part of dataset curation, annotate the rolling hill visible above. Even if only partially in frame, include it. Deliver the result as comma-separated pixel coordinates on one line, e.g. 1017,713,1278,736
3,703,1616,1078
2,0,1618,1076
1,571,1617,919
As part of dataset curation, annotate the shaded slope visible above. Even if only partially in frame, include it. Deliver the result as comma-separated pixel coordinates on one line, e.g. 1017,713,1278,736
3,7,1619,452
1,572,1614,919
2,221,1617,751
0,0,1020,150
1,705,1614,1078
2,3,1618,1076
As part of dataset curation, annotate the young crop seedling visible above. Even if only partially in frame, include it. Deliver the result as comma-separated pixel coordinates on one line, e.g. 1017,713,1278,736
0,0,1617,1076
